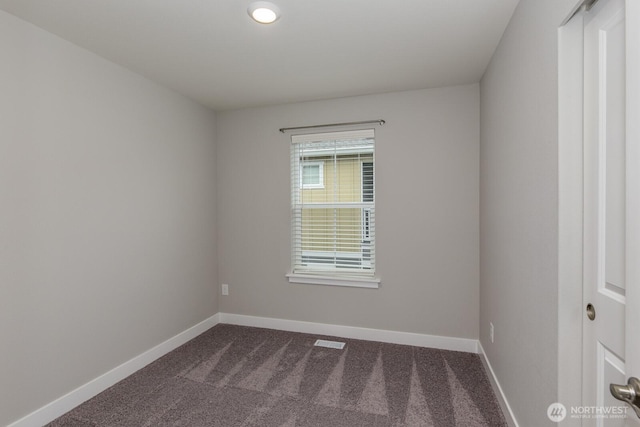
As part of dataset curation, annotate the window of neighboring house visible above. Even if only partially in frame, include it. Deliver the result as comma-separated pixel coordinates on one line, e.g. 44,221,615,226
361,161,373,243
288,129,379,288
301,161,324,189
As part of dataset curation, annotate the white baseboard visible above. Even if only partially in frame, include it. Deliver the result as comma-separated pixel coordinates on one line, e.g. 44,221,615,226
219,313,479,353
8,314,221,427
478,341,519,427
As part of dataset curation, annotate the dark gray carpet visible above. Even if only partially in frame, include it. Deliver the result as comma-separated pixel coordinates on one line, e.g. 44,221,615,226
48,324,507,426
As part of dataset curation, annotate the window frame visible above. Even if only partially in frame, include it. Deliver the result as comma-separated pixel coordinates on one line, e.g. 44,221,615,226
288,129,380,289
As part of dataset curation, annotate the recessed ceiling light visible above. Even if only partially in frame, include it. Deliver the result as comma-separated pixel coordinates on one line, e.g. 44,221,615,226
248,1,280,24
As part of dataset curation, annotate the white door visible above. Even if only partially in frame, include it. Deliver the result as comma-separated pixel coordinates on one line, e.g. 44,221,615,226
583,0,640,425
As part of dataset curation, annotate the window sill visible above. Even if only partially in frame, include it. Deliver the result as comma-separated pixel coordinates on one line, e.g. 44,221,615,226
286,273,380,289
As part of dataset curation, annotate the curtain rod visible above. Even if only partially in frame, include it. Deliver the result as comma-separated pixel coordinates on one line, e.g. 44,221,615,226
279,119,385,133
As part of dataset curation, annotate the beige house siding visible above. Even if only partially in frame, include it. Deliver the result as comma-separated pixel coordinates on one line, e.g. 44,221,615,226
300,154,373,254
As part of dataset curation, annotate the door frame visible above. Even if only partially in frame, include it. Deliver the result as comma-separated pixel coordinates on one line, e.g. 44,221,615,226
558,3,587,424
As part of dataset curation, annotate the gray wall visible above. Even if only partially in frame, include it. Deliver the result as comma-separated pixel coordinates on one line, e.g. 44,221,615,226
479,0,580,425
217,85,479,339
0,11,218,426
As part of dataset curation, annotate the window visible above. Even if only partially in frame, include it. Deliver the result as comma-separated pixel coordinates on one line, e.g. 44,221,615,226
301,161,324,189
288,129,379,288
361,161,373,243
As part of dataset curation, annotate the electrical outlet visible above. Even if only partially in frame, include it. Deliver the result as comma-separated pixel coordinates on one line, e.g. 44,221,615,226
490,322,494,343
221,284,229,296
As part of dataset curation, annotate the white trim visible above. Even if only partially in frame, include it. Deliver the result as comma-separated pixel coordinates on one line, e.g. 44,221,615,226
557,7,586,423
300,146,374,157
8,314,221,427
478,342,519,427
286,272,380,288
626,0,640,392
219,313,478,353
291,128,374,144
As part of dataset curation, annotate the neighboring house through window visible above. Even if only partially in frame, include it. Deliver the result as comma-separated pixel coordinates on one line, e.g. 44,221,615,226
301,161,324,189
287,129,379,288
361,161,373,267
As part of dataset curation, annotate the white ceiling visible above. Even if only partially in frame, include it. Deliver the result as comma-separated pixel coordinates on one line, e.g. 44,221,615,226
0,0,520,111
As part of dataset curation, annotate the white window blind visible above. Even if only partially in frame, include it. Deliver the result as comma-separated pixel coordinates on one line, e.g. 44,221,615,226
290,129,376,281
